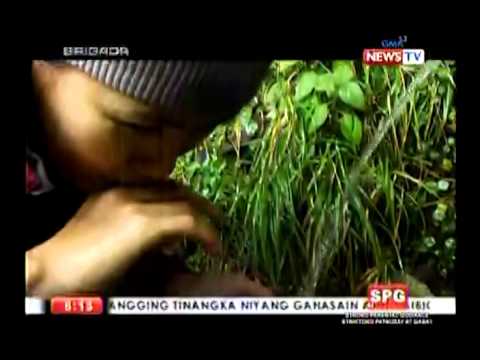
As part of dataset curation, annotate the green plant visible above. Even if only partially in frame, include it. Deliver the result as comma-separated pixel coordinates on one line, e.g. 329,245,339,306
173,59,456,296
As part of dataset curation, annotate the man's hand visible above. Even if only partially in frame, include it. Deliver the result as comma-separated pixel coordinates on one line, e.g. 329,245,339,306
26,183,222,298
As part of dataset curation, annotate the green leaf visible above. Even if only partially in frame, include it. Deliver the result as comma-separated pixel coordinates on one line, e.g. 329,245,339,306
277,60,300,73
239,106,252,123
244,120,258,136
333,61,355,86
438,85,446,96
424,181,438,194
445,237,456,250
239,106,258,136
265,82,283,105
429,150,441,160
441,159,453,172
423,236,436,248
338,81,366,111
308,103,329,134
433,203,447,222
307,93,321,108
266,109,277,120
437,203,448,213
340,113,363,147
295,71,318,101
315,73,335,97
400,274,433,297
436,67,455,86
437,180,449,191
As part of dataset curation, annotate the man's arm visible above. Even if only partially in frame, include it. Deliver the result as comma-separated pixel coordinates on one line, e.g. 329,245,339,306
25,186,220,298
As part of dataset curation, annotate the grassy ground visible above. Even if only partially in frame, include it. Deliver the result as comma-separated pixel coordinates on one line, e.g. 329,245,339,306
173,60,456,297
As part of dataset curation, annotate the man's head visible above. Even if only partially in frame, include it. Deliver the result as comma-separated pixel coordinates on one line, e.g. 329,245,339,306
32,60,270,192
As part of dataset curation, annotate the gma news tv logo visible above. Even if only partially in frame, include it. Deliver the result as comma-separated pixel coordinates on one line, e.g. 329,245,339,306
367,283,409,310
363,49,425,66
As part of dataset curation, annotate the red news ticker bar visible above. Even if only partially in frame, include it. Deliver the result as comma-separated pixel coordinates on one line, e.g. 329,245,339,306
363,48,403,66
50,296,103,315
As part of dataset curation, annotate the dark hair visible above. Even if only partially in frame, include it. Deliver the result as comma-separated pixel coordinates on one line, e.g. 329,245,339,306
187,62,271,131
